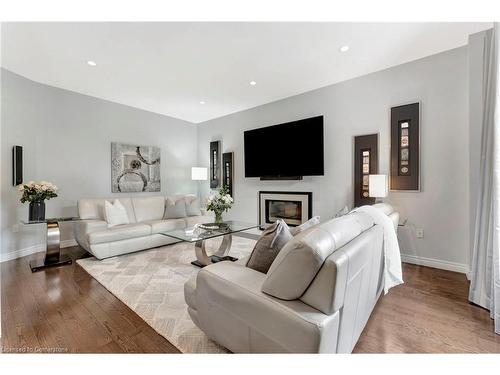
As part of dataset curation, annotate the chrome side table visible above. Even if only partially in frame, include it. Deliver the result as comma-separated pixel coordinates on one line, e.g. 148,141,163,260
22,217,79,272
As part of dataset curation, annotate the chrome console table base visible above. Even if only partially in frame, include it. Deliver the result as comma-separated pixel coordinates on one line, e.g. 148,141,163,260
29,221,73,272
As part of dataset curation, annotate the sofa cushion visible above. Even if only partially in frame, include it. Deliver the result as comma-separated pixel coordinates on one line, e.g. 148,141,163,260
88,223,152,245
261,212,374,300
246,220,293,274
144,219,186,234
185,194,202,216
131,196,165,222
78,199,104,220
104,199,130,227
165,196,188,219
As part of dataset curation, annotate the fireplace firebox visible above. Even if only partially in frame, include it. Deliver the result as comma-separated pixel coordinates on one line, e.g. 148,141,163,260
259,191,312,229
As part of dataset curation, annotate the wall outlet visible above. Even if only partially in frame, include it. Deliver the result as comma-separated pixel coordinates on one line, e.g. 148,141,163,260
416,228,424,238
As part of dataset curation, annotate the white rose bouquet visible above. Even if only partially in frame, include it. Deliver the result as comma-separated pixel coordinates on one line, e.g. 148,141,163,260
19,181,58,203
206,185,234,223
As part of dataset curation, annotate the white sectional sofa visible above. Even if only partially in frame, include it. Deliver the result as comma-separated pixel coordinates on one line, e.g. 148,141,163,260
75,195,213,259
185,204,400,353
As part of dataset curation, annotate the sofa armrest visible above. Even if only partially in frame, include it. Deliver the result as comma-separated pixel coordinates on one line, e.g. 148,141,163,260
388,212,400,232
195,261,339,353
74,219,108,251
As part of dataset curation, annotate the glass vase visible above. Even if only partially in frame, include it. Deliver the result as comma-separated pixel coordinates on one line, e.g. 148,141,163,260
214,211,223,224
29,201,46,222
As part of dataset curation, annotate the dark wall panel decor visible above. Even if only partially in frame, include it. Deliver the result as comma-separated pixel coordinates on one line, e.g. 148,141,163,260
210,141,221,189
222,152,234,197
354,134,378,207
390,102,420,191
12,145,23,186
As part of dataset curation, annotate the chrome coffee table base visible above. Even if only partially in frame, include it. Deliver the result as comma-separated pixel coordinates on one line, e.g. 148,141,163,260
191,233,237,267
29,221,73,272
190,255,238,268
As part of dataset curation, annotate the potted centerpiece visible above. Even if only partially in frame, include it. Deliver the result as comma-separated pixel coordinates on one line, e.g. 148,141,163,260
206,185,234,224
19,181,58,221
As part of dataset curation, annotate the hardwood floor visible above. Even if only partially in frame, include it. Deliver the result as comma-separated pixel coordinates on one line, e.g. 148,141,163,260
1,246,499,353
354,264,500,353
1,246,179,353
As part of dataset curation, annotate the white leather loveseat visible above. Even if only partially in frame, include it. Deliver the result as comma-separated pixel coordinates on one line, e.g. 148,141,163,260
75,195,212,259
185,204,400,353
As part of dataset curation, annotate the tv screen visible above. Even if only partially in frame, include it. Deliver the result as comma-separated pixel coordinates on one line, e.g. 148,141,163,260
244,116,324,178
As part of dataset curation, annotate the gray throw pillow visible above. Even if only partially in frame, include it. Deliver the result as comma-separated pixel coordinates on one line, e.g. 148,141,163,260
185,194,202,216
290,216,320,236
335,205,349,218
164,197,187,219
246,219,293,274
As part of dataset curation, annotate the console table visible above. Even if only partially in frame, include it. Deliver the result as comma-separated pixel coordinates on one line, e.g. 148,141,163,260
22,217,79,272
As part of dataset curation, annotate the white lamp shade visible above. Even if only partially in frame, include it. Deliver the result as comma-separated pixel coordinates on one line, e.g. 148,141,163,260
191,167,208,181
369,174,388,198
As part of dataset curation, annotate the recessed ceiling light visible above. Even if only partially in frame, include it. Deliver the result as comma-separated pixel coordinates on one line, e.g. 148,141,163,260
249,81,257,86
87,60,97,66
339,45,350,53
199,101,206,105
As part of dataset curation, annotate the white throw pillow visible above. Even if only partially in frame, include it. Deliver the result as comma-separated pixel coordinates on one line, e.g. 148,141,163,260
104,199,130,227
185,194,202,216
290,216,320,236
334,205,349,218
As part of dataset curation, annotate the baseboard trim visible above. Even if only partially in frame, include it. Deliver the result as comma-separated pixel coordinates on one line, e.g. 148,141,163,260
1,239,78,263
0,244,45,263
401,254,468,274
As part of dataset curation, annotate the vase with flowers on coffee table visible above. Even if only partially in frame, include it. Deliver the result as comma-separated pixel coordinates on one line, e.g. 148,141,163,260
206,185,233,224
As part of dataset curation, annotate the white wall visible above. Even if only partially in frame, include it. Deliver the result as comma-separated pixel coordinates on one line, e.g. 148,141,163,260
197,47,470,272
468,30,488,272
1,69,198,261
1,45,474,272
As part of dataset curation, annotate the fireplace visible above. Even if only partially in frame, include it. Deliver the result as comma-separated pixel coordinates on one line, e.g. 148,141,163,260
259,191,312,229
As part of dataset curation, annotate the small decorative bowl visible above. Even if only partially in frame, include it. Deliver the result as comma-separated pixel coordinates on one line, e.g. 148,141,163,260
198,222,229,231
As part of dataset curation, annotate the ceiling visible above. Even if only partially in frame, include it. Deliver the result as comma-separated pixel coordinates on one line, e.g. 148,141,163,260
1,22,491,123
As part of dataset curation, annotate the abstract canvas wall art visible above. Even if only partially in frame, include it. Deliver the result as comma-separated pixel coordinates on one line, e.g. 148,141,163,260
111,142,161,193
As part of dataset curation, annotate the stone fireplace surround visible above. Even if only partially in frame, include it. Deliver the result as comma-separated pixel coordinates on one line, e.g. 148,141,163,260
258,191,312,229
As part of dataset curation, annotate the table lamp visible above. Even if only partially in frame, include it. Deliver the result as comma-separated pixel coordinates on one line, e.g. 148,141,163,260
192,167,208,181
191,167,208,206
369,174,388,203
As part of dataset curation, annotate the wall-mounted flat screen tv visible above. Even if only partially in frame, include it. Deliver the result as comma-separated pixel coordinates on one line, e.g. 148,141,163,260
244,115,324,178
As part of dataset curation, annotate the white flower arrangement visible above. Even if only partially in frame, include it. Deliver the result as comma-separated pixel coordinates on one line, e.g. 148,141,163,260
206,185,234,223
19,181,58,203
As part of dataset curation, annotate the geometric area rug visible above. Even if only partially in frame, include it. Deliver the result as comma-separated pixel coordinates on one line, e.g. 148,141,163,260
76,236,256,353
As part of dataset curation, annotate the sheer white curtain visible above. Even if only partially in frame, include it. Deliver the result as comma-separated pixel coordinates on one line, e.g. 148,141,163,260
469,24,500,335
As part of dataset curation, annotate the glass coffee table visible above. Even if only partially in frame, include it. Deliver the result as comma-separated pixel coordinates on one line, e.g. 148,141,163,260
160,220,259,267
